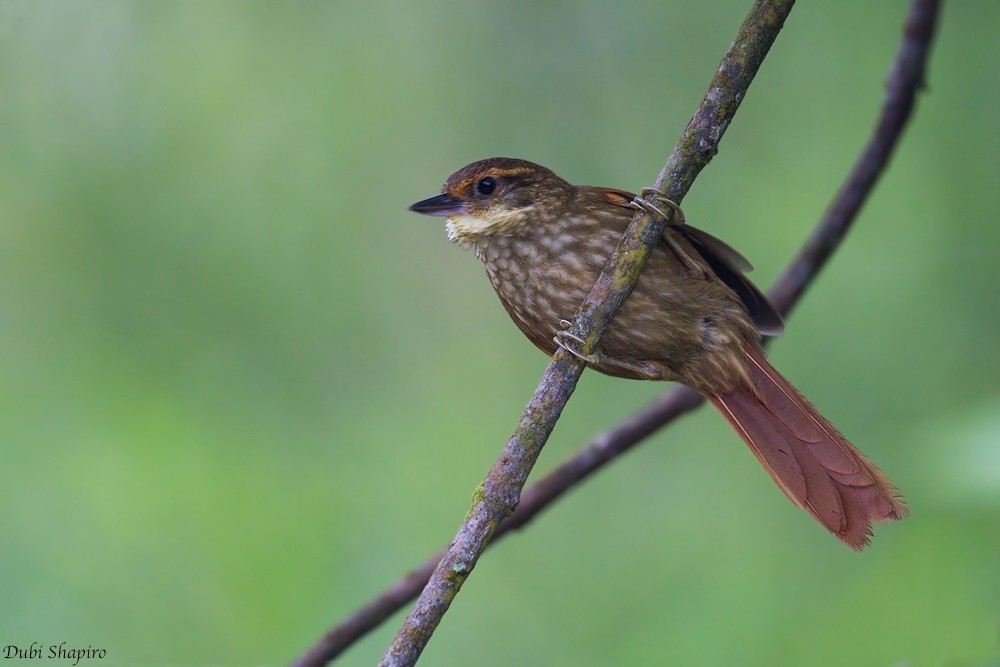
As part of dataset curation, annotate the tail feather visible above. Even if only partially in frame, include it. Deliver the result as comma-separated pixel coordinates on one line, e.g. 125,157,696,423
709,347,906,549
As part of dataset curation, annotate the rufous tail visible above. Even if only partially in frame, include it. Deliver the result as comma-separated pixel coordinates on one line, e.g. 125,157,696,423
709,347,907,549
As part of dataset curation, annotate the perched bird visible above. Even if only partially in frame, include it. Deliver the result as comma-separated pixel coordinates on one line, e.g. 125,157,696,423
410,157,906,549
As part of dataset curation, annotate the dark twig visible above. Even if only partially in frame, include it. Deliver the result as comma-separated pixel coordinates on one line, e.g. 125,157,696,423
291,0,939,664
768,0,939,315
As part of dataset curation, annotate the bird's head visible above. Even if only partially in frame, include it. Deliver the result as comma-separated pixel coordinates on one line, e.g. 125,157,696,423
409,157,573,247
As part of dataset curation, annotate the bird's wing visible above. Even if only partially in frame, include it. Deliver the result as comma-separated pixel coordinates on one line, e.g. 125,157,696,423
674,223,784,336
594,186,784,336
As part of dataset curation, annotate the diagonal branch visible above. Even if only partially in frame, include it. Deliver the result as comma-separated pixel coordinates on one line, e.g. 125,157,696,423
291,0,939,665
375,2,794,665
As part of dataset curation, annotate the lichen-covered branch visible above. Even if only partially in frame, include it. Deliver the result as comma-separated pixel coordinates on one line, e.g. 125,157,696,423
651,1,795,198
568,0,794,349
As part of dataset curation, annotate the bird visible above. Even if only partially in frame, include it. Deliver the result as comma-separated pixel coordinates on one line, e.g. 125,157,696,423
409,157,906,549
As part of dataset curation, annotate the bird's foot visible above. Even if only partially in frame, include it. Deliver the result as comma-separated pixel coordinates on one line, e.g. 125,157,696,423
553,320,664,379
553,320,601,366
630,188,686,226
631,189,705,277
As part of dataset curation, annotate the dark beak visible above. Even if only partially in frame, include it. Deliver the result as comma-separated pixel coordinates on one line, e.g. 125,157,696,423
409,193,467,217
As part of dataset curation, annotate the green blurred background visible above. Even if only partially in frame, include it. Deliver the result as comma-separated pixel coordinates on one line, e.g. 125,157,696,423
1,1,998,665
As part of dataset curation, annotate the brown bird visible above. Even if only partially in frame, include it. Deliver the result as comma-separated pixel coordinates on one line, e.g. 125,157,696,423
410,157,906,549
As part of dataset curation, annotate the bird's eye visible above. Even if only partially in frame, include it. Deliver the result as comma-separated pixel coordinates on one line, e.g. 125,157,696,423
476,177,497,196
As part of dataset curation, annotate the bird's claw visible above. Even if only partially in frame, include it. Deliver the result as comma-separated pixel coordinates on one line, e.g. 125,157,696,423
631,189,704,277
630,188,686,226
553,321,600,366
553,320,663,379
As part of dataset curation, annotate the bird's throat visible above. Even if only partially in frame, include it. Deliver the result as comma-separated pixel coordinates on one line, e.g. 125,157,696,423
445,208,532,248
445,214,494,247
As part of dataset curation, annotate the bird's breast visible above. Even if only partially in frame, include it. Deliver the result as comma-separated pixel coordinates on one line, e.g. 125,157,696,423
478,233,603,353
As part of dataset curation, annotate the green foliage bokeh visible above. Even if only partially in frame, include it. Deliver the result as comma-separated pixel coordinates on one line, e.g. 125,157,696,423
1,2,998,665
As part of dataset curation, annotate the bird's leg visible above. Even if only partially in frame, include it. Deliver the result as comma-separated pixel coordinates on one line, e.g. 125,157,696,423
553,320,663,380
630,189,704,278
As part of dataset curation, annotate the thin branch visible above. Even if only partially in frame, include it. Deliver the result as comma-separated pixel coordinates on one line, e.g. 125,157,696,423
291,0,939,665
291,390,703,667
768,0,939,315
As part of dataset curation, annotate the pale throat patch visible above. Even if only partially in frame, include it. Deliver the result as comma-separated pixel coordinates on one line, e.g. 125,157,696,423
445,213,494,245
444,208,531,248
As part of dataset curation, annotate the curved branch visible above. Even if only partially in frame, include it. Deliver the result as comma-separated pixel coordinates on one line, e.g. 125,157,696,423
291,0,939,665
767,0,939,315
